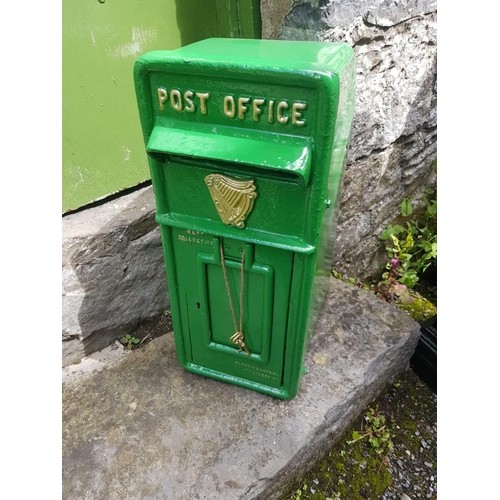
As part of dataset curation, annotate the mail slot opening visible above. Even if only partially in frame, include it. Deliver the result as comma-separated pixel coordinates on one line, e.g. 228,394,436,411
150,152,305,184
147,124,312,186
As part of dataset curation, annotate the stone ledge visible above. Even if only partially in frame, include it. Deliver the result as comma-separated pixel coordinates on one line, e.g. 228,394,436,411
62,277,420,499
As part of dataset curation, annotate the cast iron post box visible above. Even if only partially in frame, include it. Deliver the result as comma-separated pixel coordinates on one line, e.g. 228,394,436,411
134,38,355,399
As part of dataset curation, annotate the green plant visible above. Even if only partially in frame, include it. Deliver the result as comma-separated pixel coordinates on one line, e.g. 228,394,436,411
119,334,141,350
380,192,437,289
348,408,394,456
331,269,372,291
332,192,437,323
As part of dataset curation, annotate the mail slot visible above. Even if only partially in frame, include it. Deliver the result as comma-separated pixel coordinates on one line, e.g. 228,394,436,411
134,38,355,399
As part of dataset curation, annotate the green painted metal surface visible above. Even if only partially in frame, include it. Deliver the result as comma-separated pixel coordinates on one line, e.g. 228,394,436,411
62,0,261,212
134,38,355,399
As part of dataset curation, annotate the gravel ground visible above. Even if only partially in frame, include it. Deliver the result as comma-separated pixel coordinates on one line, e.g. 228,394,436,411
377,369,437,500
279,369,437,500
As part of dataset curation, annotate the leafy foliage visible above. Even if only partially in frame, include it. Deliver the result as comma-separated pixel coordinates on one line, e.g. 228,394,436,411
371,189,438,322
380,192,437,289
331,189,437,323
348,407,394,456
119,334,141,350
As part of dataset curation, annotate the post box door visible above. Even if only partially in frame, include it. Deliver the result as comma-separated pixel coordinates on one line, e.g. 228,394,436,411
170,228,294,389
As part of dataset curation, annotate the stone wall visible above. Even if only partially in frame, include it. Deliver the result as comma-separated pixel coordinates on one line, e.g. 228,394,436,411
261,0,437,277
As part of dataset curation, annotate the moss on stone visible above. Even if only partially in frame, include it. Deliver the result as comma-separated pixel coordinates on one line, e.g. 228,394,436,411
278,370,436,499
399,292,437,322
334,461,345,473
402,420,417,432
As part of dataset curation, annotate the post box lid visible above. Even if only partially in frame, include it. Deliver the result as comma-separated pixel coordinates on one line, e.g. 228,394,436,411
135,39,355,188
142,38,352,74
147,123,312,184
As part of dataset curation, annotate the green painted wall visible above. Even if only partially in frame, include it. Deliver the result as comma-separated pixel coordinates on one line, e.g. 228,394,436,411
63,0,261,212
63,0,180,211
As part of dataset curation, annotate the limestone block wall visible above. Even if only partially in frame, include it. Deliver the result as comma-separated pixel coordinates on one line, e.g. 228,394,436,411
261,0,437,277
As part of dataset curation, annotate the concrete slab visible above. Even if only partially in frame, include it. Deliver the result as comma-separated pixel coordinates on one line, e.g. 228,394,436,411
62,277,420,500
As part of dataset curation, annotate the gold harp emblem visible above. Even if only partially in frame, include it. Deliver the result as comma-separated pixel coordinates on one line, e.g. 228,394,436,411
205,174,257,228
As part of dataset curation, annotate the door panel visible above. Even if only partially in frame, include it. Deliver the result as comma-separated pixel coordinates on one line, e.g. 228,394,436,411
171,228,293,389
202,254,271,356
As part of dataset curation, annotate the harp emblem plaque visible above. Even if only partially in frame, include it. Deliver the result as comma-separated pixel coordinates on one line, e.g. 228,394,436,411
205,174,257,229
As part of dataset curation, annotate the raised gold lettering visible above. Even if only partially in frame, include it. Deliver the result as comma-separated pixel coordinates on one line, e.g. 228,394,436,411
170,89,183,111
267,99,275,123
196,92,210,114
157,87,306,126
276,101,289,124
184,90,195,112
292,102,307,126
157,88,167,111
252,98,265,122
238,97,250,120
223,95,236,118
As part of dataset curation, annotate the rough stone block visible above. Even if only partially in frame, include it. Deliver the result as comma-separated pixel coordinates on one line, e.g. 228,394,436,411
62,186,169,366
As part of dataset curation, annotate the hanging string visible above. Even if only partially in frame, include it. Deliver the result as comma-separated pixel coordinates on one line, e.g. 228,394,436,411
219,242,250,356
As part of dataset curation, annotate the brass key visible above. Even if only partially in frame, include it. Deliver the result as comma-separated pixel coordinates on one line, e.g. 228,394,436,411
230,331,251,356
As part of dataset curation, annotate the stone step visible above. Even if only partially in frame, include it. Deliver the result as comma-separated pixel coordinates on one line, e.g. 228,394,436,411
62,277,420,500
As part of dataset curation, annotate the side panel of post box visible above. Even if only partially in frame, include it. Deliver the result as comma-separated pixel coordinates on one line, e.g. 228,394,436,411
278,53,356,398
134,48,349,398
300,52,357,373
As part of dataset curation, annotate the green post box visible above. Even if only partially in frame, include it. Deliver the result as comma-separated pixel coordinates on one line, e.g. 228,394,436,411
134,38,355,399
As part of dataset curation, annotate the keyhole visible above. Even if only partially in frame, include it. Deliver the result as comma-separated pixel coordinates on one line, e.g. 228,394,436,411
196,302,201,309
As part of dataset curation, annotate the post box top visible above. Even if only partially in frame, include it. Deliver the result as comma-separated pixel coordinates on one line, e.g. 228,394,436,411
135,38,353,76
134,39,354,185
134,38,356,255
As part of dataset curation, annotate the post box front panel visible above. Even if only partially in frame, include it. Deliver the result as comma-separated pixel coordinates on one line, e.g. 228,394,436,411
169,228,294,389
139,58,340,254
144,69,332,246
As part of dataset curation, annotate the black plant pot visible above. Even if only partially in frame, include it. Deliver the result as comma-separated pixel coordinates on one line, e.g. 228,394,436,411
410,314,437,394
